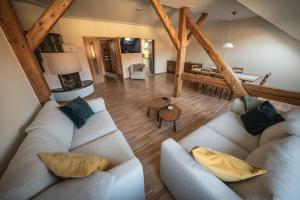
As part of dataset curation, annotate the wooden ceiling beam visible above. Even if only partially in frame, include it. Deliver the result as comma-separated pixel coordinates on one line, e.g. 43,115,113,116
26,0,74,50
186,15,248,97
0,0,51,104
174,7,189,97
187,13,207,45
150,0,180,50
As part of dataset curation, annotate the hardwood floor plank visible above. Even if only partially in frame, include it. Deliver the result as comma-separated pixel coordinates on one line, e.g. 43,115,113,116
88,73,231,199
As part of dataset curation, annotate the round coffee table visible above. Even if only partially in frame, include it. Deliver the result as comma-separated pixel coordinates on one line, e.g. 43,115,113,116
147,97,171,121
159,104,181,132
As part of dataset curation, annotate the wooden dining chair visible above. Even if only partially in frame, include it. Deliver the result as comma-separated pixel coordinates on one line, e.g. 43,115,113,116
232,67,244,73
259,73,271,86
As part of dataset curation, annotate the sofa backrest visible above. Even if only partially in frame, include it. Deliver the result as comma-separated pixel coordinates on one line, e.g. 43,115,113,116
228,136,300,199
0,128,68,200
25,101,74,148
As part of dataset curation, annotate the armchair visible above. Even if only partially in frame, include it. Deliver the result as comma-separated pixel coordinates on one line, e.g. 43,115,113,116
129,63,146,80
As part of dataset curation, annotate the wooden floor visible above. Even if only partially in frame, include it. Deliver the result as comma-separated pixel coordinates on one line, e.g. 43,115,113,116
88,73,231,200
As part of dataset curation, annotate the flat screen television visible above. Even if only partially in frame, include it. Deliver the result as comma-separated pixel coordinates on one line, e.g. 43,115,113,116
120,37,141,53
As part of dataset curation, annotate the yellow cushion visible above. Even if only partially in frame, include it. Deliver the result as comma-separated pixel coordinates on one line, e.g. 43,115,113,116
38,153,112,178
191,146,266,182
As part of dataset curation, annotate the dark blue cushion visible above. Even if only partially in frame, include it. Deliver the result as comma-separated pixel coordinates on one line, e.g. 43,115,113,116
241,101,285,135
59,97,94,128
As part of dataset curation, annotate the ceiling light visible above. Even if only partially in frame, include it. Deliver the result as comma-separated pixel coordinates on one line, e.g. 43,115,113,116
222,42,234,48
124,37,131,41
222,11,237,49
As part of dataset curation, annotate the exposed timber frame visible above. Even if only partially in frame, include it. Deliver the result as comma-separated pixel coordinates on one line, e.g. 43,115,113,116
151,0,300,106
0,0,74,104
151,0,247,97
186,15,248,96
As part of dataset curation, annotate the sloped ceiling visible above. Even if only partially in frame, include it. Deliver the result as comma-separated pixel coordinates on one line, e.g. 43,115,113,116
237,0,300,41
14,0,256,27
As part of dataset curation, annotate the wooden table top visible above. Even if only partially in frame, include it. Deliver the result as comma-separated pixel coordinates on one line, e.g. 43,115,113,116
190,68,260,82
148,97,171,109
159,105,181,121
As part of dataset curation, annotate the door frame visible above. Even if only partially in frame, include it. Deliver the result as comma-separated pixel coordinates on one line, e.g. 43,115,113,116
83,36,123,82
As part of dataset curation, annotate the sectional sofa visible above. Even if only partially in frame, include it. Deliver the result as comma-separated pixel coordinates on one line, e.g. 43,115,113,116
160,98,300,200
0,98,145,200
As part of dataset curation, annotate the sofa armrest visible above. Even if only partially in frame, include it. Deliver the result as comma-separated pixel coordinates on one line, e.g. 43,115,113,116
108,158,145,200
34,172,115,200
86,98,106,113
160,138,242,200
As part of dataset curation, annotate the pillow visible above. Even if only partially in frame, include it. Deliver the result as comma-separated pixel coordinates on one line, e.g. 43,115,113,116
59,97,94,128
26,101,74,148
191,146,266,182
0,129,68,200
241,101,285,135
260,108,300,146
38,153,112,178
33,172,115,200
241,96,263,112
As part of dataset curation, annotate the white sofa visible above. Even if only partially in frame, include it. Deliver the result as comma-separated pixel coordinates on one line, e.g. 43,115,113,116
0,98,145,200
160,98,300,200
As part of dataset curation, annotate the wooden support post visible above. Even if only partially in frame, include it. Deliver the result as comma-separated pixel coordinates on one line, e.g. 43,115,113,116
187,16,248,96
187,13,207,45
150,0,180,50
174,7,189,97
0,0,51,104
26,0,73,50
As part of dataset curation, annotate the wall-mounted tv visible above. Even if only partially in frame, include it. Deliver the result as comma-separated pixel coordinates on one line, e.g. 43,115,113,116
120,37,141,53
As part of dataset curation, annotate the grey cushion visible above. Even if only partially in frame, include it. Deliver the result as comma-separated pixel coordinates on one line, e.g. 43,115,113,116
179,126,249,159
206,111,260,152
229,136,300,200
25,101,74,148
34,172,115,200
71,130,134,165
260,108,300,146
0,129,68,200
71,110,118,149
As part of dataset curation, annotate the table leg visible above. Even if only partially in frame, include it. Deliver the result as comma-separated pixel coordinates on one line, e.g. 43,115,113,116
147,107,150,117
173,120,176,132
159,119,162,128
157,110,159,122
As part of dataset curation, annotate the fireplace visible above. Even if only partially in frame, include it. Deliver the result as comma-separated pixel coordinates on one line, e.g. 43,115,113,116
58,72,82,90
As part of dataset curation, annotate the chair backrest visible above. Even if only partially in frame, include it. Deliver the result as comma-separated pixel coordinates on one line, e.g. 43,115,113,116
232,67,244,73
259,73,271,86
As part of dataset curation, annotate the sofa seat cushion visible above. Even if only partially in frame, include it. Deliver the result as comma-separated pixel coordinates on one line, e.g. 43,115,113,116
0,129,68,200
71,110,118,149
34,172,115,200
228,136,300,200
179,126,249,159
71,130,134,165
206,111,260,152
25,101,74,148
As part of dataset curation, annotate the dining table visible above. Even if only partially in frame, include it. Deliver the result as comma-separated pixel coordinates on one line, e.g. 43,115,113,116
190,68,261,83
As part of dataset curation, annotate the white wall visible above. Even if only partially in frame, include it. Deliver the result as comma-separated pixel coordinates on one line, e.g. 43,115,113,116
182,17,300,91
0,28,40,174
58,17,173,75
13,1,173,84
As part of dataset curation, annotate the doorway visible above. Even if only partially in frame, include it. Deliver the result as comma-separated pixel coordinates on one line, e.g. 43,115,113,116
83,37,123,84
142,39,155,74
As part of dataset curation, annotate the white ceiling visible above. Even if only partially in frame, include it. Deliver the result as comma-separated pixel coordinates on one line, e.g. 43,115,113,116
15,0,256,27
161,0,256,20
237,0,300,41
